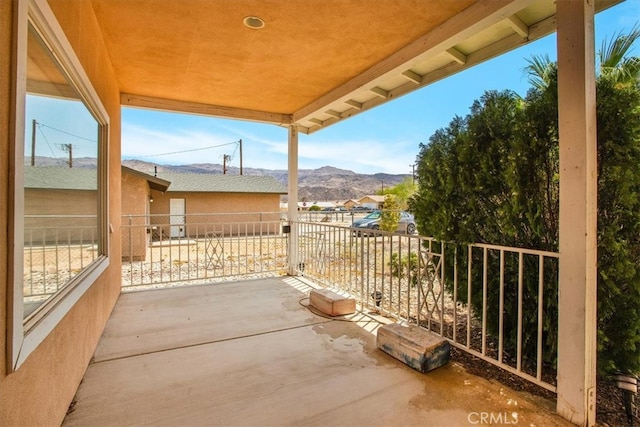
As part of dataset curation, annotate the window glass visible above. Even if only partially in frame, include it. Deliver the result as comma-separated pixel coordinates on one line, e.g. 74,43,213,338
23,22,102,320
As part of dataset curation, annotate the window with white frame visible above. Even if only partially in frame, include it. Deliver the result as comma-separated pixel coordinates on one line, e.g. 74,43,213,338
9,0,109,370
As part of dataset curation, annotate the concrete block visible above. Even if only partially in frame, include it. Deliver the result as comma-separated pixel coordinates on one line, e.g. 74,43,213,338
377,323,450,373
309,289,356,316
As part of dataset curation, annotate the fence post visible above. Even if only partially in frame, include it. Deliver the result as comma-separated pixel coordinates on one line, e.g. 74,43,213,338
556,3,598,425
287,125,299,275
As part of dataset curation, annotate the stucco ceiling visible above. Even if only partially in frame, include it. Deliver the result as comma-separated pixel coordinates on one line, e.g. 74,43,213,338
79,0,619,133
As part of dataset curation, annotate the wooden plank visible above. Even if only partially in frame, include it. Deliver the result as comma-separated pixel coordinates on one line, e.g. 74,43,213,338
304,14,558,135
370,87,388,98
324,109,342,119
292,0,536,124
507,15,529,38
401,70,422,84
121,93,292,125
445,47,467,65
309,289,356,316
377,323,450,373
344,99,362,110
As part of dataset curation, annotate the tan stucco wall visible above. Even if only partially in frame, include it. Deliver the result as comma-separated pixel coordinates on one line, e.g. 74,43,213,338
0,0,13,389
25,189,98,243
121,171,150,261
1,1,122,426
149,191,282,237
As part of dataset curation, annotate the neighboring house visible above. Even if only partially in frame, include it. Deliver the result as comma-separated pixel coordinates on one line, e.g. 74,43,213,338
147,171,286,239
121,166,171,261
121,168,286,260
24,166,98,244
24,166,173,261
358,195,385,211
340,199,359,210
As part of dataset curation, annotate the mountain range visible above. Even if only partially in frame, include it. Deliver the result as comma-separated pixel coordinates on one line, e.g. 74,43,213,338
28,156,411,201
121,160,410,201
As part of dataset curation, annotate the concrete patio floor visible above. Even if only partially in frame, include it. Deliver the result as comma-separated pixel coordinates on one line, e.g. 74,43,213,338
63,277,571,426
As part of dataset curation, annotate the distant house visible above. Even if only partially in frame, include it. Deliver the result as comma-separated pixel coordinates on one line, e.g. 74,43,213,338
121,168,286,260
340,199,359,210
121,166,171,260
146,171,286,237
358,195,385,211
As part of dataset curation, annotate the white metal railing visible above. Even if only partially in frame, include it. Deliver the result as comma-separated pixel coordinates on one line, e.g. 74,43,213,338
119,212,558,390
293,220,559,392
121,212,287,289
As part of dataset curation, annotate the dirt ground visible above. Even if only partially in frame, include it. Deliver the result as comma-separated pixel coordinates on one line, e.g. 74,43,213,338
451,347,636,427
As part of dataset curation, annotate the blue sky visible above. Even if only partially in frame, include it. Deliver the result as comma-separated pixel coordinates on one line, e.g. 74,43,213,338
121,2,639,175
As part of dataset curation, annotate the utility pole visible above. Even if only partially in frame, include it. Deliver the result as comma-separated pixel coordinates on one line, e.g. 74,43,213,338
31,119,36,166
223,154,231,174
58,143,73,168
381,180,384,194
239,139,243,175
410,163,415,185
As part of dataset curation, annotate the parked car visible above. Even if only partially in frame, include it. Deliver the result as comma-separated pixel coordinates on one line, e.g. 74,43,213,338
351,210,416,235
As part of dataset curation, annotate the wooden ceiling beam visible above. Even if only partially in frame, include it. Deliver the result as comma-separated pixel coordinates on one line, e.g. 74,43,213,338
345,99,363,110
445,47,467,65
121,93,292,125
507,15,529,38
303,13,558,135
325,109,343,119
401,70,423,84
370,87,389,98
293,0,536,124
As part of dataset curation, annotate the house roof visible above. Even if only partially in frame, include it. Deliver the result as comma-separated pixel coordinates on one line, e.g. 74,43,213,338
156,172,287,194
43,1,620,135
24,167,97,191
121,166,171,192
359,195,385,203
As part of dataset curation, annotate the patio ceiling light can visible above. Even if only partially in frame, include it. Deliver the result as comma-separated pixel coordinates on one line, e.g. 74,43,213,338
243,16,265,29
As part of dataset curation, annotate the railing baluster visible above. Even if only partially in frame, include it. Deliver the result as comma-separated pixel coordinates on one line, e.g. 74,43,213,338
452,245,458,344
517,252,524,372
537,254,544,381
482,247,488,356
499,250,505,363
467,245,472,348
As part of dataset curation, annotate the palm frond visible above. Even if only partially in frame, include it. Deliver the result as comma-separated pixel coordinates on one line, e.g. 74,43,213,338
524,54,555,91
599,24,640,71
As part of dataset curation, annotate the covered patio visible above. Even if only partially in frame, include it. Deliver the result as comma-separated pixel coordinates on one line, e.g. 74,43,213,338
63,277,569,426
1,1,618,426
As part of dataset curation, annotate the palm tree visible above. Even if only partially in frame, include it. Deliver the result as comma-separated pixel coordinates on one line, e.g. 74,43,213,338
524,24,639,90
524,53,556,91
598,24,640,87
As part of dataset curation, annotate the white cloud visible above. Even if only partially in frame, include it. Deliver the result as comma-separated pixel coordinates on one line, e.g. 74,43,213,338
122,123,242,164
122,120,417,175
296,136,417,174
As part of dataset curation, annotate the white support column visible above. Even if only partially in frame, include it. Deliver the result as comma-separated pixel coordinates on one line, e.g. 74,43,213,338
287,125,299,275
556,1,598,426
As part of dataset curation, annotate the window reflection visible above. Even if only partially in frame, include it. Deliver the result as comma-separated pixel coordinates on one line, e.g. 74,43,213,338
23,23,101,319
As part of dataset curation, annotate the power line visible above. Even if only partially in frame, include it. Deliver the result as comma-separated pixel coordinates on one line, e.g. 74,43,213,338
35,123,63,162
141,141,239,158
37,122,96,143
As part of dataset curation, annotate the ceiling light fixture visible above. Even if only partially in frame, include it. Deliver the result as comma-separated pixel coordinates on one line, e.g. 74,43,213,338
243,16,265,29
